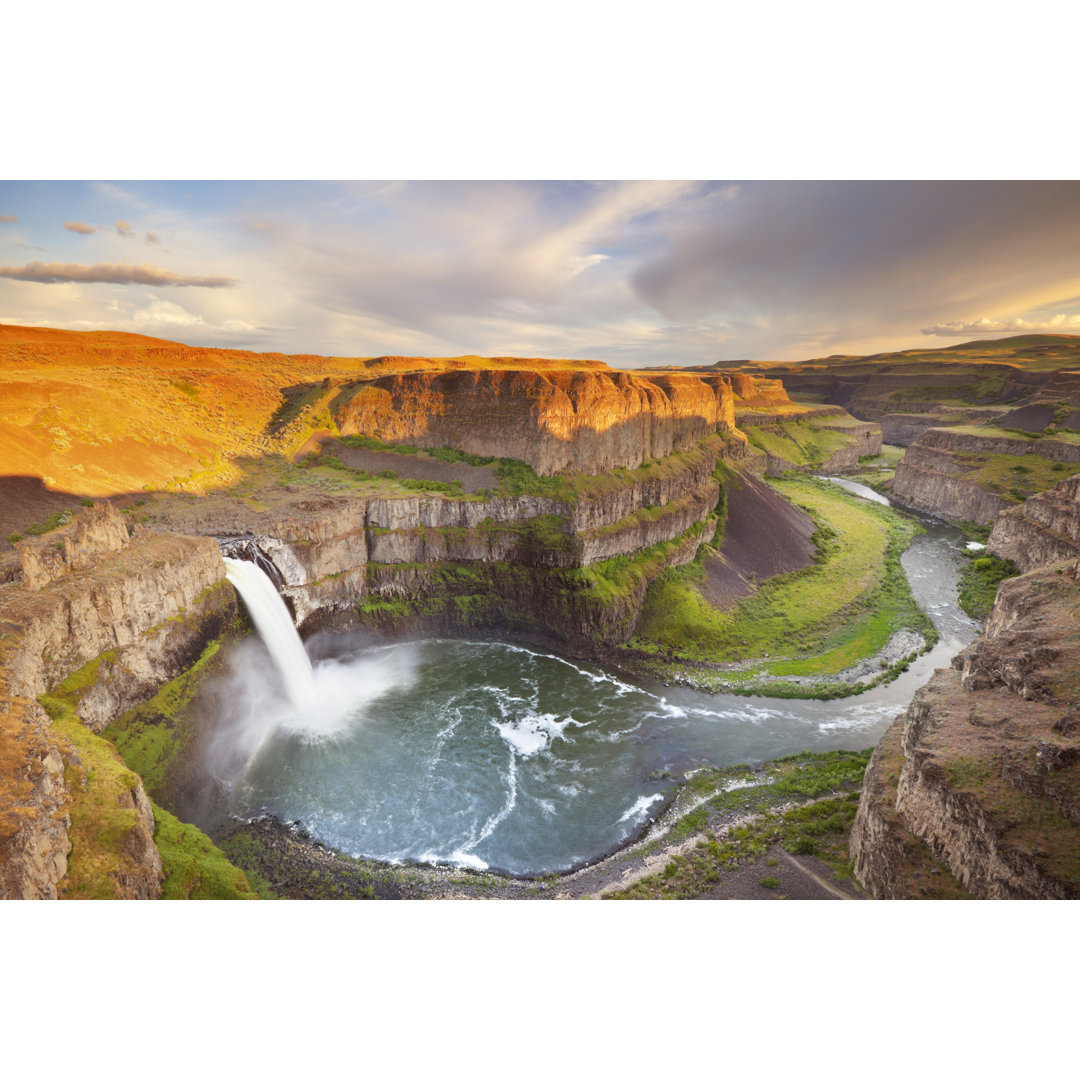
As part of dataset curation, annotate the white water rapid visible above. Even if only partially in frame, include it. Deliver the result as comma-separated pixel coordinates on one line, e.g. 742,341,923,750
223,557,315,709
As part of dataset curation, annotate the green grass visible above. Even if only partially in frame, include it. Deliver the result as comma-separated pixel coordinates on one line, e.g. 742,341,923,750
39,682,147,900
39,638,256,900
23,507,78,537
625,475,933,689
333,431,736,505
744,419,858,467
957,553,1019,621
960,451,1080,503
152,803,258,899
608,750,871,899
104,636,222,796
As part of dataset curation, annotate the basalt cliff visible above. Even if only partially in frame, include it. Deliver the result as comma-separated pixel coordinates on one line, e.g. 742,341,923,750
850,472,1080,898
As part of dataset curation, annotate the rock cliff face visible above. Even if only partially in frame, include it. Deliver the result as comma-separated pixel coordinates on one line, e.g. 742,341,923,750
851,543,1080,898
0,695,70,899
988,475,1080,573
891,428,1080,524
891,439,1012,524
0,512,232,898
331,369,738,475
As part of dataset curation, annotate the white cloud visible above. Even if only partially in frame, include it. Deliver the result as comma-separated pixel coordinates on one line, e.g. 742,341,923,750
921,314,1080,336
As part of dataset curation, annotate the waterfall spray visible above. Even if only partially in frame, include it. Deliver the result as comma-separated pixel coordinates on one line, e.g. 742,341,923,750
224,556,315,710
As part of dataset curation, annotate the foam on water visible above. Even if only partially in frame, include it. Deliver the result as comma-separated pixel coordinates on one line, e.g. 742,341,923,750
617,792,664,824
493,712,582,756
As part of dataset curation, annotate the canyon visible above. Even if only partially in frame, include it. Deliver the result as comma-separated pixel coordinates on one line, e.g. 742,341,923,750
3,325,1080,900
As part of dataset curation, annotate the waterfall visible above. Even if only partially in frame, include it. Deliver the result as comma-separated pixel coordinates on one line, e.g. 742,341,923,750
224,556,315,710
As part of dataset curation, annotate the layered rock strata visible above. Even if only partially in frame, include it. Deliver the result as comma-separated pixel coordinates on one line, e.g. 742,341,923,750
330,369,739,475
988,475,1080,573
892,428,1080,524
0,509,231,898
851,555,1080,899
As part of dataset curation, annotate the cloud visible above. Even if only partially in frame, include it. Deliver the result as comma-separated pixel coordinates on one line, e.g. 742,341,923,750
921,314,1080,336
64,221,96,234
16,243,46,252
0,214,16,223
630,181,1080,356
114,219,135,238
0,260,239,287
145,231,161,245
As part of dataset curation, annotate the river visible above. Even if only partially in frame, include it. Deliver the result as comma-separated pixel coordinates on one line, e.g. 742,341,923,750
198,480,978,877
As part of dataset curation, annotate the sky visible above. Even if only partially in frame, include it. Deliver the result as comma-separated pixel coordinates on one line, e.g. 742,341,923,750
1,179,1079,367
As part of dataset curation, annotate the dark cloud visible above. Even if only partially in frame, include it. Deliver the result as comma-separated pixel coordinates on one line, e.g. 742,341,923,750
145,231,161,245
0,214,16,223
114,219,135,238
631,181,1080,340
0,261,239,288
64,221,96,234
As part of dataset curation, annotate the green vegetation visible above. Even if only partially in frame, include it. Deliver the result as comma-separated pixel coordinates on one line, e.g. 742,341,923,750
19,507,77,538
956,449,1080,503
608,750,871,899
744,418,859,468
333,431,736,505
38,632,255,900
220,827,380,900
152,803,257,899
40,670,146,899
104,636,223,795
625,475,934,694
170,379,200,400
958,553,1019,621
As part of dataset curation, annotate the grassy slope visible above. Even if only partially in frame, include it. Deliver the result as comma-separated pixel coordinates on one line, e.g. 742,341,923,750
0,323,613,499
39,651,257,900
743,418,861,467
607,750,873,899
626,475,933,693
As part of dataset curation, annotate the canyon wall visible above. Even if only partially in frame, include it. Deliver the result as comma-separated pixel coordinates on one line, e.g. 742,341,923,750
989,474,1080,572
330,369,739,475
0,505,232,899
851,473,1080,898
891,428,1080,524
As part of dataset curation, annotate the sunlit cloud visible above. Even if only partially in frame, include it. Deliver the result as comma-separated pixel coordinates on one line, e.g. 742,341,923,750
64,221,96,234
922,314,1080,336
0,214,16,223
2,180,1079,365
0,261,239,287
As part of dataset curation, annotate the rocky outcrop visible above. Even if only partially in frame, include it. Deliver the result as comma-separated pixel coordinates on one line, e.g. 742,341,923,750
330,369,737,475
891,440,1013,524
988,474,1080,573
15,503,131,591
0,524,232,898
0,695,70,899
851,558,1080,899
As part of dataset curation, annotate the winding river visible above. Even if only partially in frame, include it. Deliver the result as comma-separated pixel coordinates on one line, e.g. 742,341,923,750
195,481,978,877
